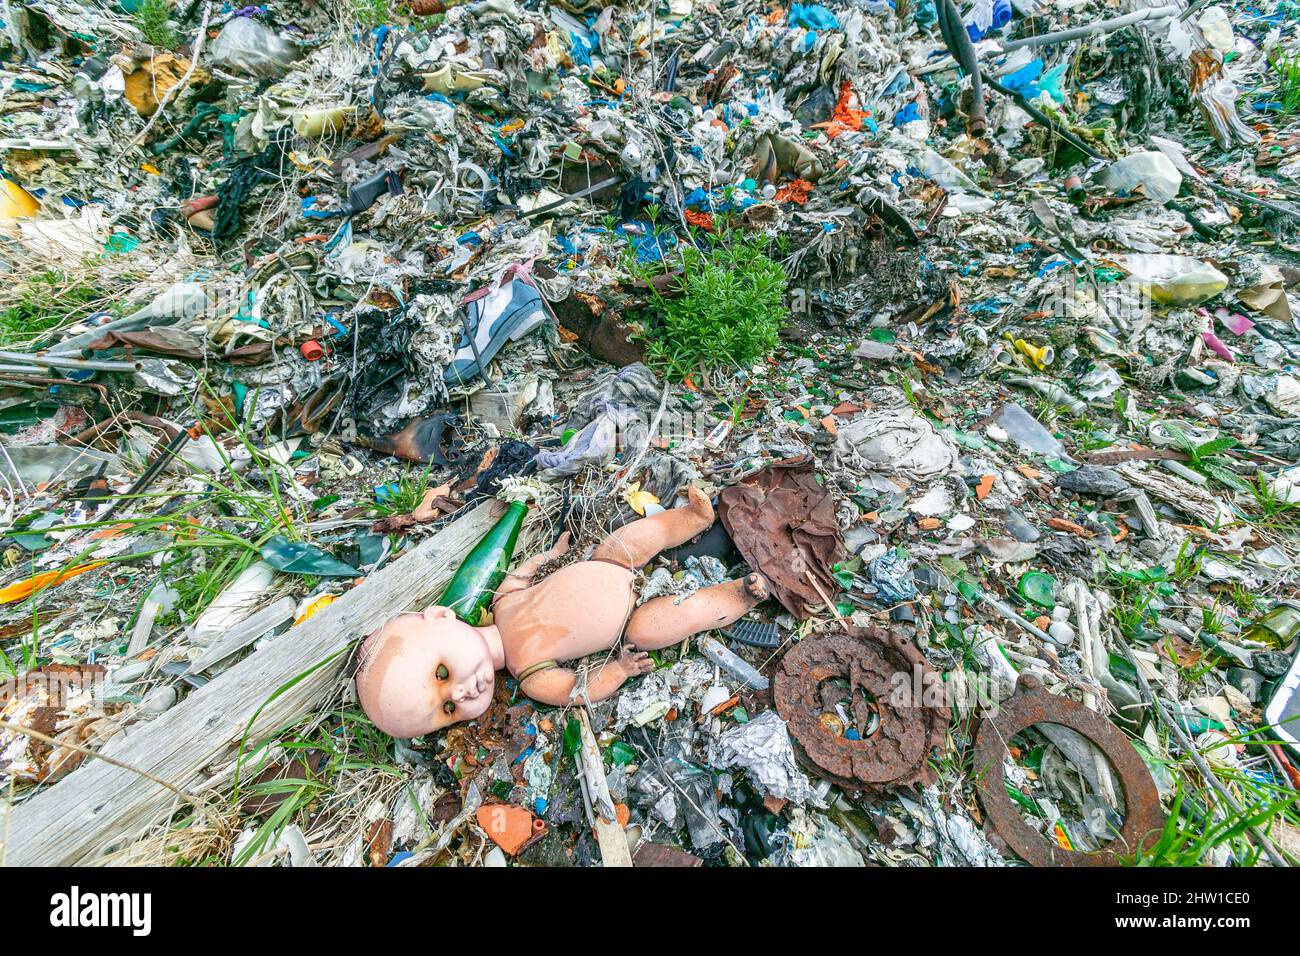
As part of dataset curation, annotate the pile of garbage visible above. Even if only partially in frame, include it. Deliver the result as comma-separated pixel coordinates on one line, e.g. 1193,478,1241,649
2,0,1300,868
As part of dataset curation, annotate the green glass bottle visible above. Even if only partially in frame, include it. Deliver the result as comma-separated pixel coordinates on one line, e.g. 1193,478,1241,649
436,499,529,624
1241,601,1300,649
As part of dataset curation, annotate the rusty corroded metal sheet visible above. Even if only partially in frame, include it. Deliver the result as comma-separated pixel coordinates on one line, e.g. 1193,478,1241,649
717,456,843,620
774,626,946,791
973,673,1165,867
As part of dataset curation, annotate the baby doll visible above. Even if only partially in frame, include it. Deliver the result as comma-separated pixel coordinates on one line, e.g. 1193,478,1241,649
355,487,768,737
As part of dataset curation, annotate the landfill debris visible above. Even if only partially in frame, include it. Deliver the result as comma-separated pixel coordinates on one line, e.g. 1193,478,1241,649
476,803,546,857
0,0,1298,873
708,709,822,806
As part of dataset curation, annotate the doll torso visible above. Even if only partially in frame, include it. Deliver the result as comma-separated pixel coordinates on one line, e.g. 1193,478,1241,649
494,560,636,675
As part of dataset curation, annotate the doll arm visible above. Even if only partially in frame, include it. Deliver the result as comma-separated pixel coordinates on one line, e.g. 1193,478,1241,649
493,532,571,602
519,650,654,706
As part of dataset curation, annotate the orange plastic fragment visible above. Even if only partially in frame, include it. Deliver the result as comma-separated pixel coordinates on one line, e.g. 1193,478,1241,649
773,178,813,204
1047,517,1093,537
0,562,108,605
811,81,871,139
683,207,715,231
477,805,546,856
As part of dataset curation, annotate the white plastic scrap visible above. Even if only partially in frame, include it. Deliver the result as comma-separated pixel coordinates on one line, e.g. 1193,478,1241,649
707,710,824,807
775,808,864,867
637,555,728,604
611,658,712,731
894,786,1007,867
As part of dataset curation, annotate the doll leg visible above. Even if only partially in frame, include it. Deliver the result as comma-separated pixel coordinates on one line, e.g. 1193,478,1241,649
592,485,714,569
625,573,768,650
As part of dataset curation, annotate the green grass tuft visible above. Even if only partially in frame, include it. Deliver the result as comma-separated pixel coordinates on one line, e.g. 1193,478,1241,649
1270,49,1300,115
0,268,119,349
629,233,787,381
135,0,179,49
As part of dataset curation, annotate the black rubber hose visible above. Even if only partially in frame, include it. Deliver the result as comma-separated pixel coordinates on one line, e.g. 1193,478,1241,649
937,0,986,136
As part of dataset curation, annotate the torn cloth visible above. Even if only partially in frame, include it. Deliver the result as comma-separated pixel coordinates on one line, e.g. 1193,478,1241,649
834,406,958,481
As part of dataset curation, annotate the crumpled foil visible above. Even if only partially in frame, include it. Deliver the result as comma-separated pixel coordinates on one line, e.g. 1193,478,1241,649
707,709,825,807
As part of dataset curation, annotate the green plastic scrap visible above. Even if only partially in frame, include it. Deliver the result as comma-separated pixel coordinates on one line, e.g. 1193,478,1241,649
609,741,637,766
260,535,359,577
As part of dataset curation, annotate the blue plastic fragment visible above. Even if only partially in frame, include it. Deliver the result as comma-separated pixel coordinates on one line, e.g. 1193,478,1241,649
789,2,839,31
965,0,1012,40
893,101,921,126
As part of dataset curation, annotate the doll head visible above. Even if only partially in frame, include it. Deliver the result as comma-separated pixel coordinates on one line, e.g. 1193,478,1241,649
355,606,497,737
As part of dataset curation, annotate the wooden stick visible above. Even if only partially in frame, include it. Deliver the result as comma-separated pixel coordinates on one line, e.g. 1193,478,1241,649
575,706,632,867
803,567,850,631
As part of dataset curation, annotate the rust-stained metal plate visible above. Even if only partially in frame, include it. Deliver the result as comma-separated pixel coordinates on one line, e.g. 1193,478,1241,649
774,625,946,791
973,673,1165,866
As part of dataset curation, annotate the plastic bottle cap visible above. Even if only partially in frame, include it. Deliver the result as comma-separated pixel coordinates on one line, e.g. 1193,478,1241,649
300,339,325,361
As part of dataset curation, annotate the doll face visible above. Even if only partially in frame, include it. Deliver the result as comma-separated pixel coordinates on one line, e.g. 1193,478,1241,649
355,606,496,737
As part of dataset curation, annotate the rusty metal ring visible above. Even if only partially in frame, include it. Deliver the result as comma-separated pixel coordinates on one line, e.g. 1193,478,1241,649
775,626,946,792
973,673,1165,866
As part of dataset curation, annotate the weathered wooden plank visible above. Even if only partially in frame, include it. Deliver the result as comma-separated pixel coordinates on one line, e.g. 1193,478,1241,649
1,503,506,866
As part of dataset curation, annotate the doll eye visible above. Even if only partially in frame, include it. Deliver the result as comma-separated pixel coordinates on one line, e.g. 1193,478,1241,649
436,664,448,680
443,701,456,714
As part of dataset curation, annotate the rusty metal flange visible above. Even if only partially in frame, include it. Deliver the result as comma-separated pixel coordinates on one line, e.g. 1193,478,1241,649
774,625,947,791
973,673,1165,866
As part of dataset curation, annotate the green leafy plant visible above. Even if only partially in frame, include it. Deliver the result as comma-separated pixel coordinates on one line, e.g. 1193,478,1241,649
231,702,400,866
1126,731,1300,868
351,0,392,29
898,371,921,409
1161,422,1250,492
1269,49,1300,116
1201,606,1225,636
1070,415,1116,453
724,388,751,429
1128,787,1254,866
1032,396,1065,428
1168,537,1205,583
411,12,444,30
1110,587,1156,640
135,0,178,48
629,234,787,381
350,0,439,32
